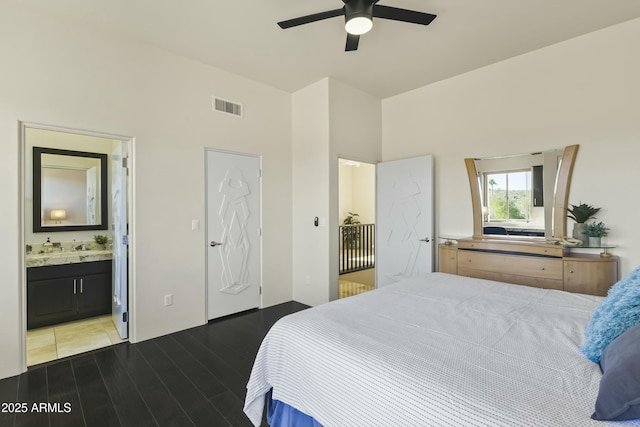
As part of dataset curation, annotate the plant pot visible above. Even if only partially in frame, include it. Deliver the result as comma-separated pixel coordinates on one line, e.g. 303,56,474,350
588,236,601,247
572,223,586,244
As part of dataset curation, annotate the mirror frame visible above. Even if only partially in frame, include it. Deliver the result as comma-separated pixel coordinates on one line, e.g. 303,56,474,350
33,147,108,233
465,144,579,239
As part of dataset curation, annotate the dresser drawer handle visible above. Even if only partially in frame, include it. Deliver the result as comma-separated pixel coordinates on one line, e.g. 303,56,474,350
540,267,545,270
569,270,574,273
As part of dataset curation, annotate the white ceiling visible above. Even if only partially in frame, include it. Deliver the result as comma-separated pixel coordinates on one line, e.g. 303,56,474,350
11,0,640,98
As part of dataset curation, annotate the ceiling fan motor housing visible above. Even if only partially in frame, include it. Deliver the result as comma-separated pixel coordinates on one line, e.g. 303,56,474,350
344,0,375,24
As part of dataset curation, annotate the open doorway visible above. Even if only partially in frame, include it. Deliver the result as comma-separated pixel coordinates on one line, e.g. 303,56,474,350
23,124,131,366
338,158,376,298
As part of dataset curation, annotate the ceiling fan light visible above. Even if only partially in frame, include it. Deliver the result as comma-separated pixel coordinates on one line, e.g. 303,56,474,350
345,16,373,35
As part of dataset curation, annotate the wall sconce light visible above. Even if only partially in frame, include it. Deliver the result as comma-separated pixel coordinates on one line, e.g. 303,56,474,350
50,209,67,224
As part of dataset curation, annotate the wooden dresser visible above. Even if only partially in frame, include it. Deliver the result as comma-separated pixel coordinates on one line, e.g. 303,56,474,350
438,238,618,296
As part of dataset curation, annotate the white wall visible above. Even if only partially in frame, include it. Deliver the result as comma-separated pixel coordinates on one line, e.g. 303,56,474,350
292,79,331,306
0,2,292,379
351,163,376,225
292,78,381,305
382,17,640,276
338,161,375,225
338,161,354,222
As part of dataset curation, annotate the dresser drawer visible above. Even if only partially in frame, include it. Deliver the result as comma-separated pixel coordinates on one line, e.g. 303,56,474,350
438,244,458,274
457,239,563,257
458,268,564,290
457,250,563,280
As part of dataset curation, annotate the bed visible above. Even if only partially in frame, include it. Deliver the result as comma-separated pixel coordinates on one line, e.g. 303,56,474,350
244,272,640,426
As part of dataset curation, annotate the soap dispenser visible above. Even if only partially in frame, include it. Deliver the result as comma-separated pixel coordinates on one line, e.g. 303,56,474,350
43,237,53,253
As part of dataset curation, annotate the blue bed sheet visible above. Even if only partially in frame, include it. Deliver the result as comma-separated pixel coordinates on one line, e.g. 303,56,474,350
266,389,323,427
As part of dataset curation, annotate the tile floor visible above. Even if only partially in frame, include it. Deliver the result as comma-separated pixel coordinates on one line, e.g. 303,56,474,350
339,278,375,298
26,315,126,366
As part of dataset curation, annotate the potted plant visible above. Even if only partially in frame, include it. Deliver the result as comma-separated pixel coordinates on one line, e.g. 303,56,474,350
94,234,109,250
342,212,361,248
583,221,609,247
567,203,600,243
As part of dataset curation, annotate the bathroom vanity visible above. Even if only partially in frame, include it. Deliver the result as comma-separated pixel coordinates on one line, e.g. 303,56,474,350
27,255,112,330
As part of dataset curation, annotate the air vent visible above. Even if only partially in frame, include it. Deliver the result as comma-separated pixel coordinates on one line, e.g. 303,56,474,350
213,97,243,118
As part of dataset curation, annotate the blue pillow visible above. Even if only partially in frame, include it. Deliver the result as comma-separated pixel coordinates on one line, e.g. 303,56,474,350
592,323,640,420
580,265,640,363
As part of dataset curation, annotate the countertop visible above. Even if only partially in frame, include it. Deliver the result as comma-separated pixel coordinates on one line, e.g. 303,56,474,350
26,249,113,268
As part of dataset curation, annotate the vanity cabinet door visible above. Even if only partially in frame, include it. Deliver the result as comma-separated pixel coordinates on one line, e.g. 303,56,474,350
27,260,112,329
77,272,111,317
27,277,77,329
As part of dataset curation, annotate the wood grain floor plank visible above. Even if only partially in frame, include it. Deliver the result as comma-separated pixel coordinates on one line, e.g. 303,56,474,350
112,344,192,427
15,367,49,427
93,348,157,427
71,355,120,427
183,327,253,378
171,331,248,400
208,389,255,427
153,335,227,399
0,374,20,427
135,341,231,427
46,361,85,427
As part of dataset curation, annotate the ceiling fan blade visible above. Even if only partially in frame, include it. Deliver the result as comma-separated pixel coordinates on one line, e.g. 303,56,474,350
345,33,360,51
372,5,436,26
278,8,344,29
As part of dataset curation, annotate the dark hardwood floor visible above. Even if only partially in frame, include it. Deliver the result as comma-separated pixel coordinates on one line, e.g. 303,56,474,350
0,301,309,427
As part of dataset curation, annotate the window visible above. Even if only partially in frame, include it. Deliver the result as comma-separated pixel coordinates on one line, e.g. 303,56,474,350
484,170,532,222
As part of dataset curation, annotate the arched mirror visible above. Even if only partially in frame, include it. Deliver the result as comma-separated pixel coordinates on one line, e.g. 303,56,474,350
465,144,578,239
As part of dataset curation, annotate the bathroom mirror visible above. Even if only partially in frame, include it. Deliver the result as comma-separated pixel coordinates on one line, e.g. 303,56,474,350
33,147,108,232
465,145,578,239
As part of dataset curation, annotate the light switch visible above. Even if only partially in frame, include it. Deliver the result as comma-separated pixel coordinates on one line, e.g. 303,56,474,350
191,219,200,231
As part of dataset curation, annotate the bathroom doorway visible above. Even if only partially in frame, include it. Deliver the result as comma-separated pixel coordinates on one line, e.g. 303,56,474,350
22,123,133,366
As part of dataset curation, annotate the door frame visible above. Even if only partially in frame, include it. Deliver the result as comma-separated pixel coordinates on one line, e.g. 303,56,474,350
336,156,377,296
19,122,135,371
204,147,263,320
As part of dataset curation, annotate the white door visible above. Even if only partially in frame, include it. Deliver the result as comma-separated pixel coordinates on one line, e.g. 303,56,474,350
376,155,434,287
111,142,128,339
206,150,261,320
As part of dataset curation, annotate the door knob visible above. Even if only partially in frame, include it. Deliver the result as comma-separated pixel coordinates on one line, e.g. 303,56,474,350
419,237,430,242
210,241,222,247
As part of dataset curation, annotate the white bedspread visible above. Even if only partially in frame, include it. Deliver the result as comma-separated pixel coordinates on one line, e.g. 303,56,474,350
244,273,640,426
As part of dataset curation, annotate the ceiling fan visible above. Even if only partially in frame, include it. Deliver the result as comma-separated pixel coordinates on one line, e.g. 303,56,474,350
277,0,437,51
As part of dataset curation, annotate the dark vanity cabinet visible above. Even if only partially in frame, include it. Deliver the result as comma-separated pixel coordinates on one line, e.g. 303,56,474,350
27,260,112,329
